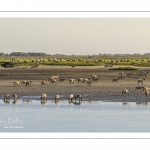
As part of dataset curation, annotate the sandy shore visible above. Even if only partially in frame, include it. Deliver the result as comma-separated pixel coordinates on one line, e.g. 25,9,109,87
0,65,150,102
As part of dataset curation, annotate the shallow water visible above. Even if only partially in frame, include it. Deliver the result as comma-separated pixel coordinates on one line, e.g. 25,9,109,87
0,99,150,132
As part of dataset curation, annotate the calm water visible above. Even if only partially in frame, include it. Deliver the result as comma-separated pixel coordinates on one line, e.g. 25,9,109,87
0,98,150,132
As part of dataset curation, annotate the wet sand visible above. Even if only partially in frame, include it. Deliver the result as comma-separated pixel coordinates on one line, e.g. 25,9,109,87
0,65,150,102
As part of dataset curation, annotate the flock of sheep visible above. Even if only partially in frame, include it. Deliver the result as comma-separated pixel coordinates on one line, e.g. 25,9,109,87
2,69,150,105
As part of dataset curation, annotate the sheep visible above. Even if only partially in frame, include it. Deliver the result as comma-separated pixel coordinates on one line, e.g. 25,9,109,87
137,79,145,84
68,94,74,101
119,72,123,77
41,94,47,100
41,80,48,85
112,78,119,83
78,78,83,83
142,72,149,77
74,94,82,101
14,81,20,86
92,78,99,82
60,78,66,83
26,81,32,86
13,94,17,100
135,86,144,90
21,81,27,86
122,89,131,95
55,94,59,101
50,76,59,80
91,74,97,78
82,78,89,83
87,80,93,86
3,94,10,100
50,79,58,84
126,73,133,77
68,79,75,83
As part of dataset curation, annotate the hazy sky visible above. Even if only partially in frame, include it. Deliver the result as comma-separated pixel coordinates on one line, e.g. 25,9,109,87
0,18,150,55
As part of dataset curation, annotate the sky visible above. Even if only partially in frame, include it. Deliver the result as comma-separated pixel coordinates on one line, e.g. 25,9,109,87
0,18,150,55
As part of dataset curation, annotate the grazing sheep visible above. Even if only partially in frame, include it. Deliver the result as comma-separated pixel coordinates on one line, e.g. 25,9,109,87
13,94,17,100
21,81,27,86
68,94,74,101
112,78,119,83
50,76,59,80
55,94,59,101
41,94,47,100
3,94,10,100
91,74,97,78
69,79,75,83
41,80,48,85
137,79,145,84
55,101,59,105
60,78,66,83
142,72,149,77
92,78,99,82
119,72,123,77
87,80,93,86
26,81,32,86
78,78,83,83
14,81,20,86
126,73,133,77
122,89,131,95
50,79,58,84
135,86,144,90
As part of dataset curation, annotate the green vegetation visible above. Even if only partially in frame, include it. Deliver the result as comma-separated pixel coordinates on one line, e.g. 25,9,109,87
109,67,138,70
0,56,150,67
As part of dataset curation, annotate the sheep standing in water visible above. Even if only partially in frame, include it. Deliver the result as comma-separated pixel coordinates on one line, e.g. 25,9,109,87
13,94,17,100
68,94,74,101
3,94,10,103
41,94,47,100
55,94,59,101
74,94,82,101
3,94,10,100
122,89,131,95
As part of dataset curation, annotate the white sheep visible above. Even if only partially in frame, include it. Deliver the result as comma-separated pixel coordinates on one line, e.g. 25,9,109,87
41,94,47,100
68,94,74,101
41,81,48,85
87,80,93,86
50,79,58,84
91,74,97,78
55,94,59,101
78,78,83,83
14,81,20,86
69,79,75,83
26,81,32,86
122,89,131,95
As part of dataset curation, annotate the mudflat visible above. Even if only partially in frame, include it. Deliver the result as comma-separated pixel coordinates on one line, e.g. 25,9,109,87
0,65,150,102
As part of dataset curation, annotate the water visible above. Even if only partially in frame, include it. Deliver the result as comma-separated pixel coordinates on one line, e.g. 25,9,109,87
0,99,150,132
